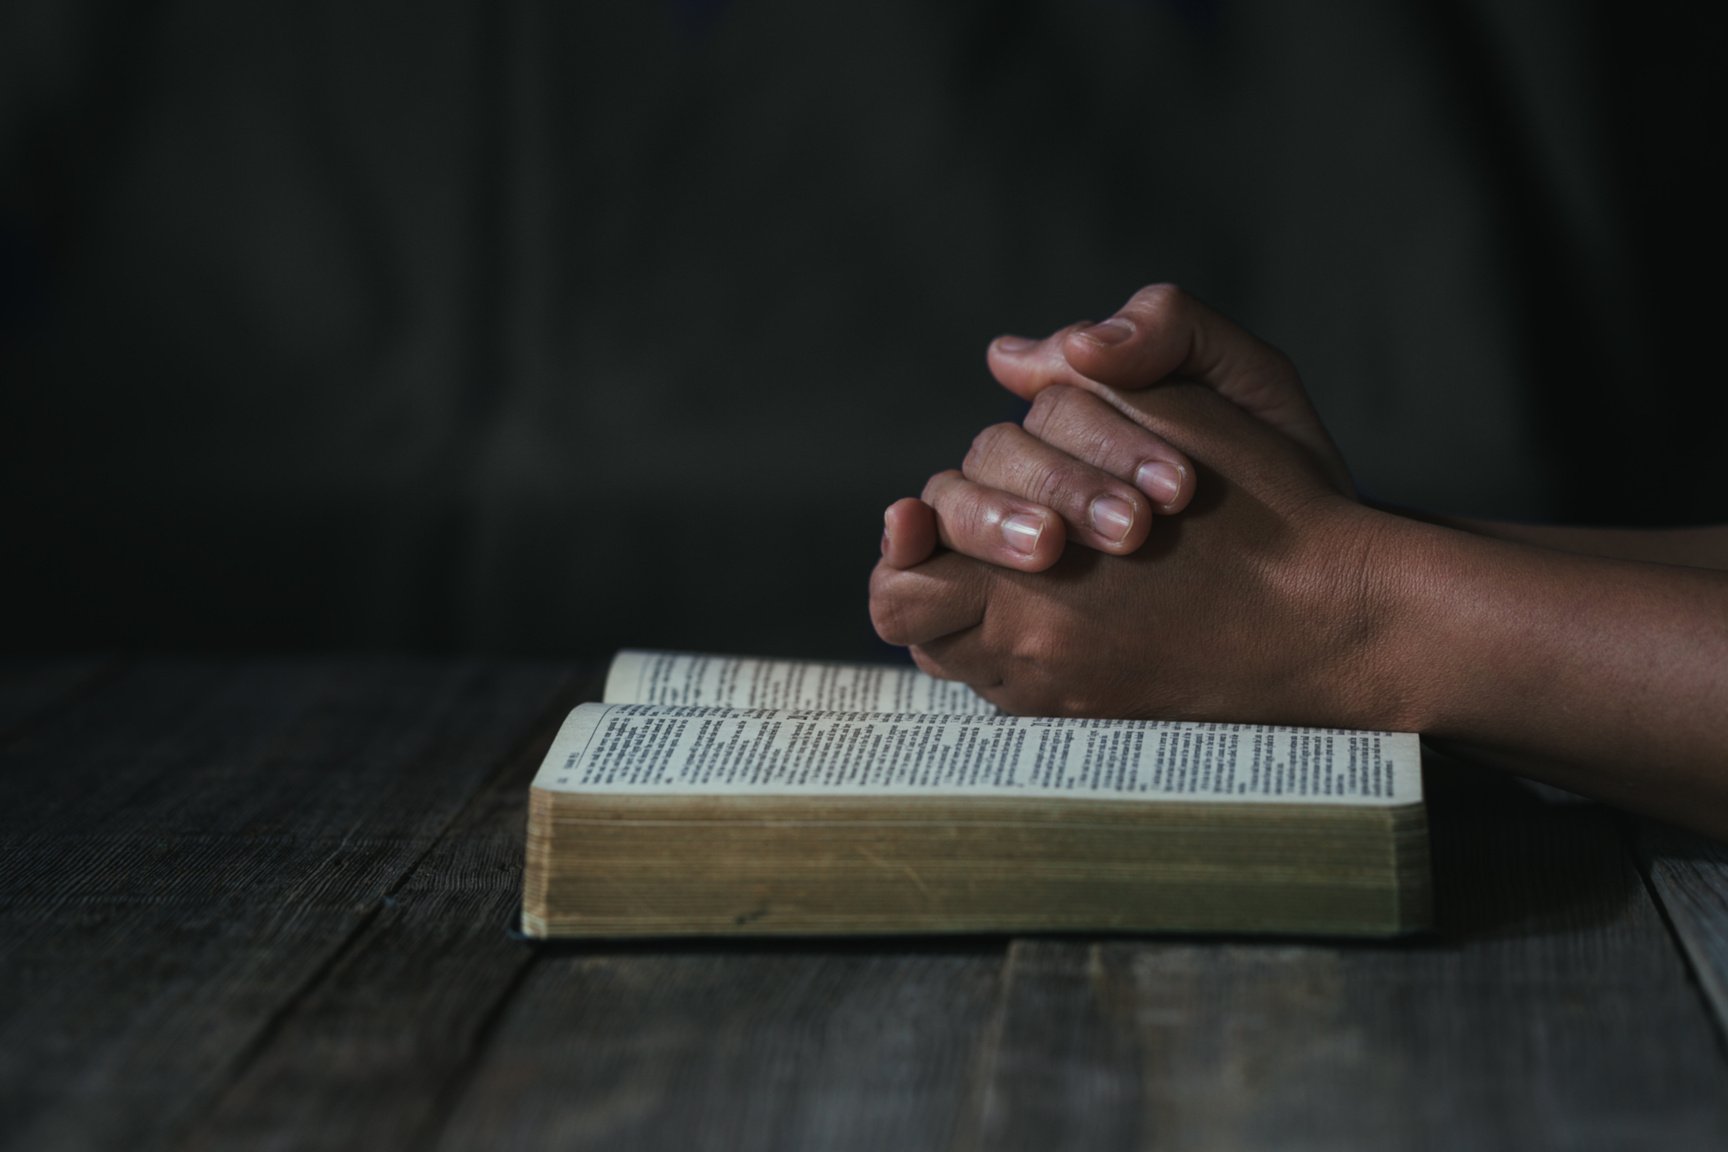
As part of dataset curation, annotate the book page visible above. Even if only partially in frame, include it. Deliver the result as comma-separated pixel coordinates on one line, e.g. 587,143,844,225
534,703,1422,807
603,649,993,715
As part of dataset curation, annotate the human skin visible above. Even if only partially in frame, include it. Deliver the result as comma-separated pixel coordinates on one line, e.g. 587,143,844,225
869,286,1728,838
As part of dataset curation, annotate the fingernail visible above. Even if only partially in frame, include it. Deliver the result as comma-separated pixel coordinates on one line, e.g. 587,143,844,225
1090,495,1134,543
1002,513,1044,556
1136,461,1184,506
880,530,890,556
994,335,1035,354
1080,317,1134,346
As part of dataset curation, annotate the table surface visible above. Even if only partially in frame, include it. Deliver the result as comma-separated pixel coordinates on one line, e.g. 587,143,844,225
2,658,1726,1151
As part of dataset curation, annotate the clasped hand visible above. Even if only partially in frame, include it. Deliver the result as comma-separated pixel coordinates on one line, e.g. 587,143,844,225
869,285,1401,729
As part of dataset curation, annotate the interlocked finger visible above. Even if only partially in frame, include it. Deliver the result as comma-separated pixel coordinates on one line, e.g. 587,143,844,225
962,421,1156,555
918,469,1068,572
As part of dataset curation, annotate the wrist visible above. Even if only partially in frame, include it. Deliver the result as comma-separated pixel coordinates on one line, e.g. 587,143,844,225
1304,503,1440,735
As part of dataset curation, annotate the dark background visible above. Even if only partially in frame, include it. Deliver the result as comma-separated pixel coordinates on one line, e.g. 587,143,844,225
3,0,1724,661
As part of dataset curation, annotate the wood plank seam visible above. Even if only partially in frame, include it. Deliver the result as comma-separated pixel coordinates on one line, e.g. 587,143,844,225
394,675,592,1148
178,668,586,1142
947,938,1020,1152
1620,812,1728,1064
174,849,405,1137
403,949,540,1149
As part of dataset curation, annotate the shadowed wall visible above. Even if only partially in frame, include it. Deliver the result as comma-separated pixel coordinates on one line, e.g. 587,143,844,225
3,1,1724,657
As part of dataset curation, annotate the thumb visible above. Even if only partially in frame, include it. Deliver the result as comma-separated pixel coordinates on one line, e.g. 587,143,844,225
984,322,1097,405
1061,284,1351,493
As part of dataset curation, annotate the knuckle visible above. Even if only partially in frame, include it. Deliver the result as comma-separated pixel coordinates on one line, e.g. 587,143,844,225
1060,393,1125,451
908,645,947,681
1026,459,1074,513
964,424,1016,476
1024,385,1074,436
1134,282,1187,313
1031,388,1151,475
975,432,1076,517
947,481,993,531
920,469,962,504
867,560,893,600
1129,283,1189,333
868,577,908,645
1013,626,1065,672
1098,423,1167,473
1002,677,1062,718
1081,423,1129,465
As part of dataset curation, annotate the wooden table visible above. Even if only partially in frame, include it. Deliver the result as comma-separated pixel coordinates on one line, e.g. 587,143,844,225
2,659,1726,1151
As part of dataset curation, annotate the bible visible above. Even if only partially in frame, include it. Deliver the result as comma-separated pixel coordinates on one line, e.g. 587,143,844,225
522,650,1430,938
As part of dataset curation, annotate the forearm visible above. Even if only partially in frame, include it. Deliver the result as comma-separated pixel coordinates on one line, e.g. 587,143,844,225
1364,515,1728,836
876,282,1728,834
1388,510,1728,571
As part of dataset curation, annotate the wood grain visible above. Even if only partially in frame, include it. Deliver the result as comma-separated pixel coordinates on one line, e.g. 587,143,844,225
4,662,1725,1152
175,667,584,1152
1634,819,1728,1042
0,660,572,1152
434,941,1006,1152
964,757,1728,1152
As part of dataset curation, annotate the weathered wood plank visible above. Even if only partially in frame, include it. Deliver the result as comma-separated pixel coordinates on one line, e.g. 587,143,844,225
1635,820,1728,1041
433,940,1007,1152
5,663,1723,1152
0,660,571,1152
965,756,1728,1152
175,668,586,1152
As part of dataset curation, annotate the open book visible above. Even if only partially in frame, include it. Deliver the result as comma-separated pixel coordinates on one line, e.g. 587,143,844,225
523,650,1431,938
